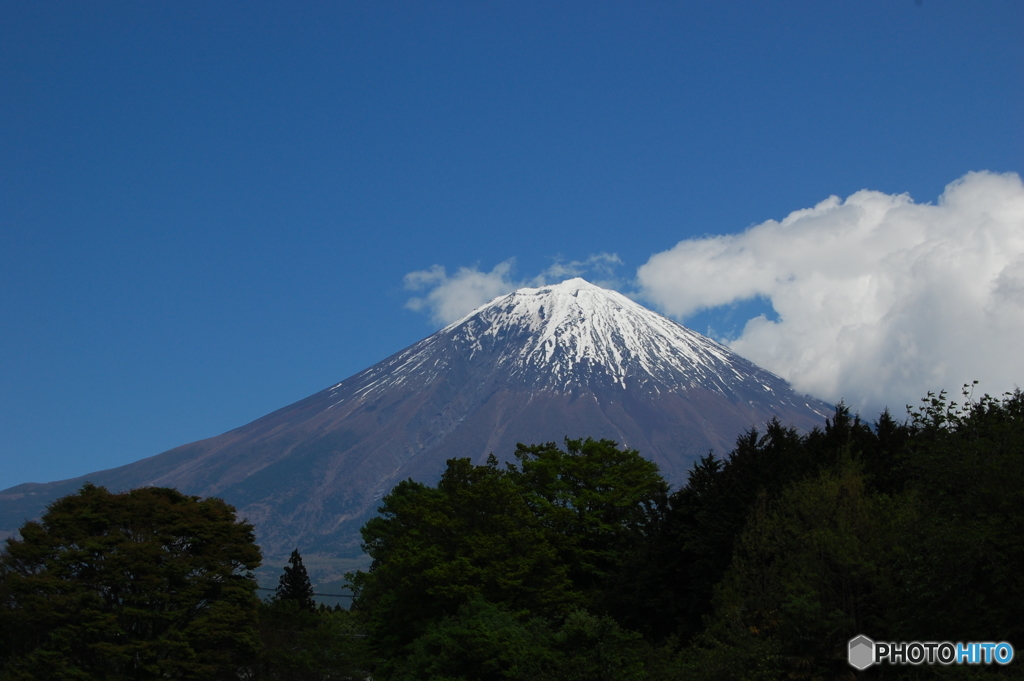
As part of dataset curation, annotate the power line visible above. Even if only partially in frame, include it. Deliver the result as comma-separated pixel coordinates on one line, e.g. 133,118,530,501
257,586,353,598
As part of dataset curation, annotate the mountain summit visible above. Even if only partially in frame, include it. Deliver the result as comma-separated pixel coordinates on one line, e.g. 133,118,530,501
353,278,809,401
420,277,788,394
1,279,831,560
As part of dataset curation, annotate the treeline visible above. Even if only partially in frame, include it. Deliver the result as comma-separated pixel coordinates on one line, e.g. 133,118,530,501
350,387,1024,679
0,485,369,680
1,388,1022,679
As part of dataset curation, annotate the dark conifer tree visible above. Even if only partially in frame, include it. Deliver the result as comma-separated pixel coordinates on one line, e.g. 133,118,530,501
276,549,316,611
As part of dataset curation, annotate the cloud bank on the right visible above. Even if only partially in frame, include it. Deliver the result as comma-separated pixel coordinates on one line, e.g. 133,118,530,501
637,171,1024,416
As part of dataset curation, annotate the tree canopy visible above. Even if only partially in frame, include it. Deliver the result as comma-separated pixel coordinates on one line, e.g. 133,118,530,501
249,548,370,680
346,390,1024,680
349,438,668,673
0,484,261,680
5,386,1021,680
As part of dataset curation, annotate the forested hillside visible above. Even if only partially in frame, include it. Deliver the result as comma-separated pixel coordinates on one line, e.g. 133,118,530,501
2,387,1021,679
349,387,1024,680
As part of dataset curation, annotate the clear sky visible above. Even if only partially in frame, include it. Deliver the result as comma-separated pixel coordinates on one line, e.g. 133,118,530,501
2,1,1022,490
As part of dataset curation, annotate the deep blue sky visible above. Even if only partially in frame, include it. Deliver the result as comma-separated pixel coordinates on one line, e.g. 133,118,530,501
2,1,1022,490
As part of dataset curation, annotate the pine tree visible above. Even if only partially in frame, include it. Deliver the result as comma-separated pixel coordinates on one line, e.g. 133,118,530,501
275,548,316,611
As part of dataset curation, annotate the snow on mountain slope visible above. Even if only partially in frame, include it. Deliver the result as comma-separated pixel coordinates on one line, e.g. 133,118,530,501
333,278,811,406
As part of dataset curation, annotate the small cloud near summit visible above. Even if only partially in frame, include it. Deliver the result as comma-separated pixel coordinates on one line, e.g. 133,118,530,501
405,261,517,326
404,253,624,325
540,253,622,285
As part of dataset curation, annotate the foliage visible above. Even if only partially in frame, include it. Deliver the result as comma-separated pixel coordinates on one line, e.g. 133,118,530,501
349,438,667,674
249,601,369,681
662,387,1024,680
891,386,1024,648
0,484,261,680
345,400,1024,677
638,417,816,642
544,608,649,681
17,387,1016,679
508,438,668,615
274,549,316,611
391,598,649,681
389,598,549,681
350,455,573,668
246,548,370,680
693,460,911,679
633,404,911,644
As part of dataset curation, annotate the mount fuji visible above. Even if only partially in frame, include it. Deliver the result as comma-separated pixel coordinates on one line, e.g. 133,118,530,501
1,279,832,561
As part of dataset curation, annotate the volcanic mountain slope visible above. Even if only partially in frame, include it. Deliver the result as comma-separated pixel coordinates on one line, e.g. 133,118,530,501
1,279,832,559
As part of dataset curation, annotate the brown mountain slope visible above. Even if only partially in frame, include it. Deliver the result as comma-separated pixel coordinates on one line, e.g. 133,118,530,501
1,279,832,562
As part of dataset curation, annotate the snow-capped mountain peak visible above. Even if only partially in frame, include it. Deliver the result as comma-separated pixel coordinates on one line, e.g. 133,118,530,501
2,278,832,561
341,278,788,399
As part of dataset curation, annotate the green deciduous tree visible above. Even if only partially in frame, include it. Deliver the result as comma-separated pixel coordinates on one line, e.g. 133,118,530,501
0,484,261,680
349,438,667,674
509,439,668,614
389,598,550,681
351,455,573,670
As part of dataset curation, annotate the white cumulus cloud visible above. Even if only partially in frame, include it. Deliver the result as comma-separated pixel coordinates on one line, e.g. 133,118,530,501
637,171,1024,415
404,260,519,326
404,254,624,326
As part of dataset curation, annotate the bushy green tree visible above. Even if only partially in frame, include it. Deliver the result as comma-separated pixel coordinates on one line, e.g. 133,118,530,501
509,438,668,614
544,608,650,681
638,406,904,644
0,484,261,680
390,598,550,681
642,418,811,642
351,455,574,671
350,438,667,675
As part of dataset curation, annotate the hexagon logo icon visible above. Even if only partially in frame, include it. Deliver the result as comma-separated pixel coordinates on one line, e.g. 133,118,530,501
848,635,875,670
